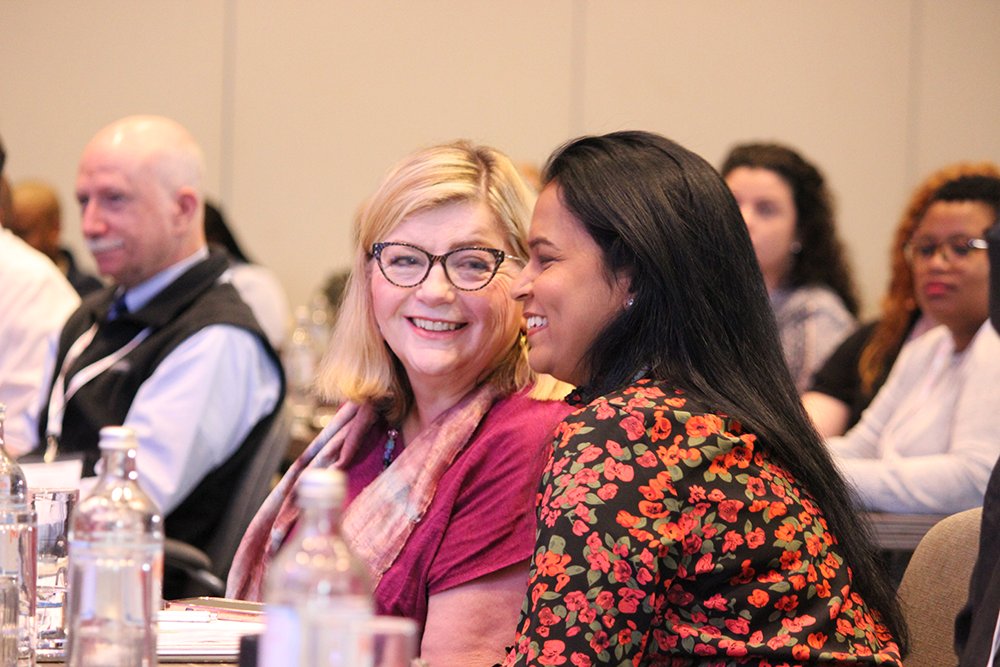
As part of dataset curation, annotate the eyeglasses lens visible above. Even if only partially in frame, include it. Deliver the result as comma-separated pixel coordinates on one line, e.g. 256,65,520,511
377,244,501,290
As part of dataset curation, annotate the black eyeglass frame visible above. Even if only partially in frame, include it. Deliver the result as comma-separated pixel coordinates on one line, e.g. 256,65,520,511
903,235,988,265
371,241,520,292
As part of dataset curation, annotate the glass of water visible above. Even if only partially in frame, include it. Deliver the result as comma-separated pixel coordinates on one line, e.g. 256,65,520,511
30,488,77,658
0,506,37,666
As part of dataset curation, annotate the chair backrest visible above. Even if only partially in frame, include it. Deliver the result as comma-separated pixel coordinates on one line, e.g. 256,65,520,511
897,507,983,667
203,401,293,580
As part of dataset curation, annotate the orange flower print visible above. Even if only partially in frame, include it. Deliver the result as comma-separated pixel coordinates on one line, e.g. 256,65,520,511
604,458,635,482
531,582,549,609
746,527,766,549
556,421,585,446
780,550,802,571
597,483,618,500
656,444,681,466
588,630,609,655
620,414,646,440
651,411,672,442
685,414,724,438
774,523,796,543
718,499,744,522
806,533,824,557
536,550,572,576
775,594,798,612
722,530,744,553
708,455,731,476
638,500,670,519
539,640,568,665
767,501,788,519
595,401,616,420
512,380,903,667
635,450,658,467
725,617,750,635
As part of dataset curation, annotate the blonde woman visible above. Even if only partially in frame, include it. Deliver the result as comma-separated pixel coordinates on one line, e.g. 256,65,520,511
228,142,570,667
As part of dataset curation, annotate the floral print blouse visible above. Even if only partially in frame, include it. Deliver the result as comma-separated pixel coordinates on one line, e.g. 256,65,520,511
503,379,903,667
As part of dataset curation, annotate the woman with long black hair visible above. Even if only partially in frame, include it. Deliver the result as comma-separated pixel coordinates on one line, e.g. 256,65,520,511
504,131,906,667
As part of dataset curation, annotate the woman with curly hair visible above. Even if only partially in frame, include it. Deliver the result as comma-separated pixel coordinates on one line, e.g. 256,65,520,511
823,172,1000,514
804,161,1000,437
722,143,858,392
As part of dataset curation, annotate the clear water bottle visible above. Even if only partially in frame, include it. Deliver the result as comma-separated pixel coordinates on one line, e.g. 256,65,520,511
260,468,373,667
0,403,37,666
64,426,163,667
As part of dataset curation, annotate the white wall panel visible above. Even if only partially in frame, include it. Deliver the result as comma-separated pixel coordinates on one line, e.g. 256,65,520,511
579,1,915,315
227,1,575,305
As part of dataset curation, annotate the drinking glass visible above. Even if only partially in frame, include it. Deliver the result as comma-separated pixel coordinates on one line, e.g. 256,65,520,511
30,488,77,657
0,507,37,666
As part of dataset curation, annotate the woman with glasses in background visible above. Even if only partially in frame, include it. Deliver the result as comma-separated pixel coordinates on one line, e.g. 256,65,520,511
228,141,571,667
825,174,1000,515
804,162,1000,438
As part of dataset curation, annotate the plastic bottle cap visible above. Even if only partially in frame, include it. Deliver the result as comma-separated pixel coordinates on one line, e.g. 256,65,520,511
297,468,346,502
98,425,139,450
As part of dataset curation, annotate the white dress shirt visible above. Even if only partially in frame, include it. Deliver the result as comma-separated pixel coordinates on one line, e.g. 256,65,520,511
0,229,80,455
59,248,282,514
827,322,1000,514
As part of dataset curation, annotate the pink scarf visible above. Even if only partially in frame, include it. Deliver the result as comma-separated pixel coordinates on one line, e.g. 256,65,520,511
226,383,501,601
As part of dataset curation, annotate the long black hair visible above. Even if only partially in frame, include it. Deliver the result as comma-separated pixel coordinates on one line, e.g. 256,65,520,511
721,142,859,316
543,130,907,652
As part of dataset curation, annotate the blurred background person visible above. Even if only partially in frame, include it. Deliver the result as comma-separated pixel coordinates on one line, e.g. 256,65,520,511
0,136,79,454
204,200,291,351
228,141,571,667
805,162,1000,437
722,142,858,392
826,174,1000,515
9,179,104,297
34,116,284,598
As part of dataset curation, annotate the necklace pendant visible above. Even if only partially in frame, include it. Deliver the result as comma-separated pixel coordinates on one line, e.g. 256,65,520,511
383,428,399,470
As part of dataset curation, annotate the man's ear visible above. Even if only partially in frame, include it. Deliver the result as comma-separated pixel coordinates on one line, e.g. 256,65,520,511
172,187,200,236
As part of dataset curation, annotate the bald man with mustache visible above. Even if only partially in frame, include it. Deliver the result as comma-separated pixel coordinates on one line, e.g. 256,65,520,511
35,116,285,597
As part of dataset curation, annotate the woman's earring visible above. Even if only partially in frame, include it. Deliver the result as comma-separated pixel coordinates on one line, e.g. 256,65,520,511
626,297,634,308
790,241,803,255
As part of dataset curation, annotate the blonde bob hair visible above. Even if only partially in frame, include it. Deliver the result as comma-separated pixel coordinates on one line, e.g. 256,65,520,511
317,141,552,422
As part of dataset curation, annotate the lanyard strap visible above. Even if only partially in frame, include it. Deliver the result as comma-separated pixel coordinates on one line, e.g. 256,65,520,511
45,324,152,459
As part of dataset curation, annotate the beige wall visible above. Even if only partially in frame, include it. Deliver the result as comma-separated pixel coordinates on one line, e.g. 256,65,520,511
2,0,999,316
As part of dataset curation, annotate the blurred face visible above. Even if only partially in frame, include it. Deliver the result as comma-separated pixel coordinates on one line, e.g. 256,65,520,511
909,200,993,349
371,201,521,399
725,166,798,292
510,184,630,386
9,204,60,259
76,142,181,289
